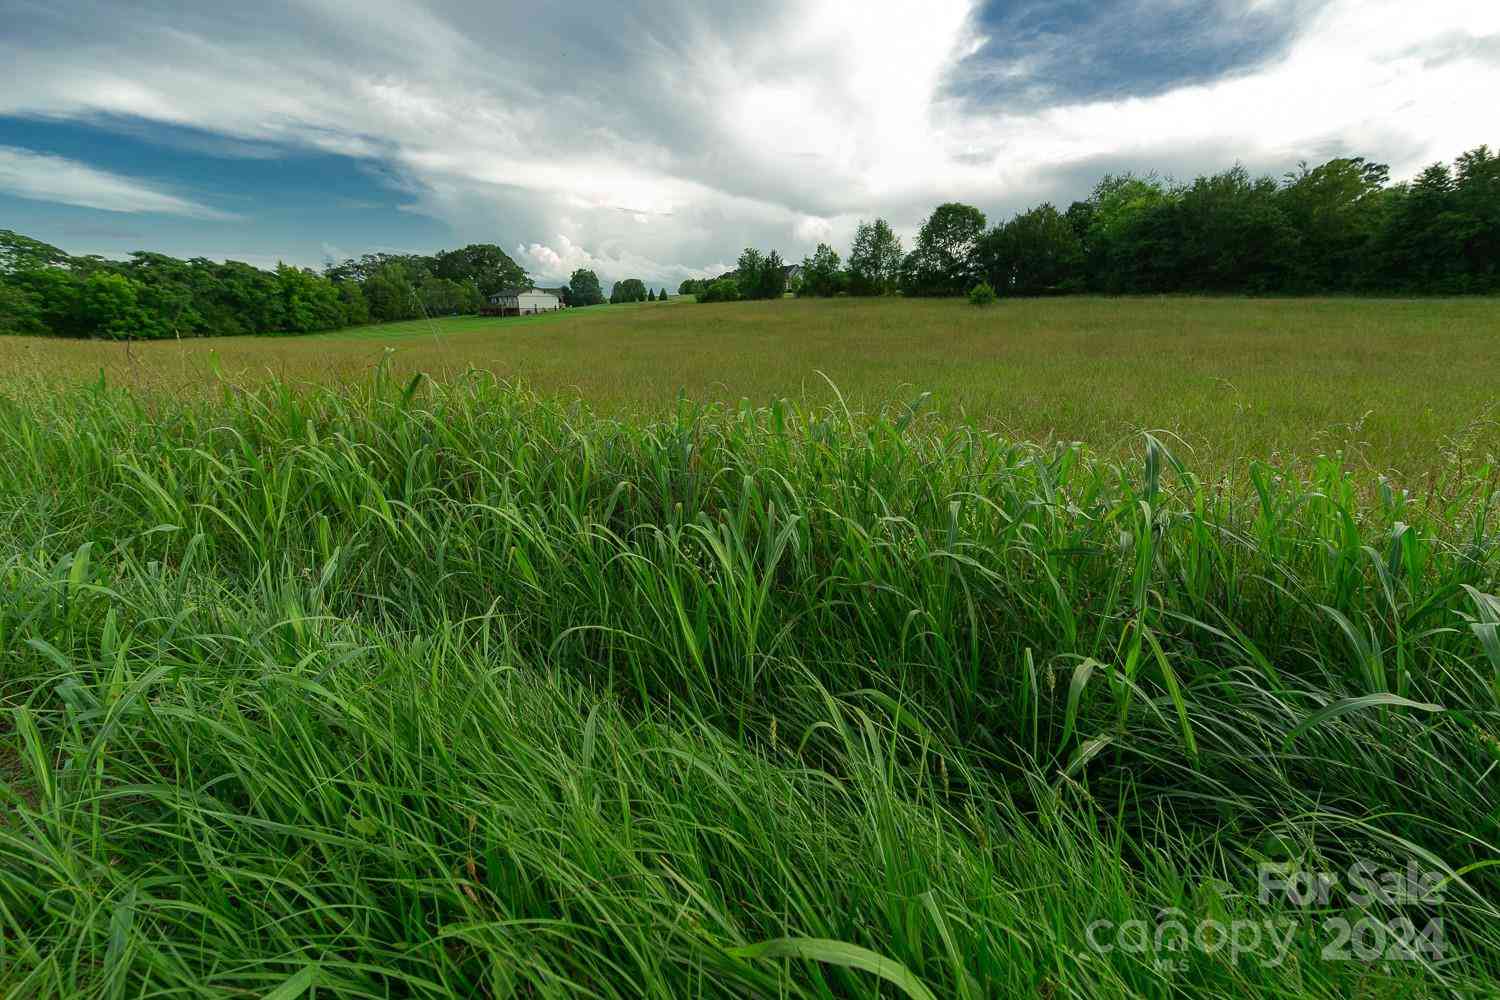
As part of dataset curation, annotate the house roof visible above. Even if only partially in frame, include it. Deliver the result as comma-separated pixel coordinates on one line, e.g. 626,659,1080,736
491,285,557,299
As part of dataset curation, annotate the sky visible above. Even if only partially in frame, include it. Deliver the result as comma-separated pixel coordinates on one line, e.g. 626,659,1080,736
1,0,1497,288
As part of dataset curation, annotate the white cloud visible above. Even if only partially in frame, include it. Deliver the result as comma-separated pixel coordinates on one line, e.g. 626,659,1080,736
517,233,728,288
794,216,835,244
1,0,1496,273
0,145,239,220
943,1,1500,185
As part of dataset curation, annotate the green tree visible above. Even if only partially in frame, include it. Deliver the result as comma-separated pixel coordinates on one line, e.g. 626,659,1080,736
337,281,370,326
1080,174,1174,292
735,248,787,300
902,203,986,296
0,280,44,334
121,252,205,337
847,219,903,295
610,278,648,304
976,203,1083,295
567,269,605,306
1454,145,1500,291
1277,157,1390,291
697,277,740,303
758,252,788,299
276,264,344,333
419,276,480,316
0,230,70,276
735,248,765,294
78,271,148,339
17,267,86,336
212,260,286,334
1169,167,1299,292
798,243,843,297
1370,162,1474,292
363,264,419,322
432,244,527,297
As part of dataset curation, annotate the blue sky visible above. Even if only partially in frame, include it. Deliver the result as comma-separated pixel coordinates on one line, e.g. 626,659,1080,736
1,0,1496,286
0,115,446,270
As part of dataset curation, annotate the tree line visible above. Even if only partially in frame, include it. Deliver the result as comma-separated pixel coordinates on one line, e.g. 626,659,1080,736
0,230,683,339
0,233,541,339
4,144,1493,338
686,145,1499,302
605,278,672,303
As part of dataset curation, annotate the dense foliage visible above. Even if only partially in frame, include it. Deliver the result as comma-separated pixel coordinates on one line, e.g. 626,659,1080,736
697,276,741,302
902,202,989,297
847,218,904,296
2,375,1498,996
567,268,606,306
0,232,532,338
735,247,789,300
685,250,792,305
797,243,845,297
4,144,1494,338
706,145,1500,303
609,278,649,304
964,147,1500,297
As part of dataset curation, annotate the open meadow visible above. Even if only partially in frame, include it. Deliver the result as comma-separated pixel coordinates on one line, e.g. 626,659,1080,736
3,297,1500,997
3,295,1498,477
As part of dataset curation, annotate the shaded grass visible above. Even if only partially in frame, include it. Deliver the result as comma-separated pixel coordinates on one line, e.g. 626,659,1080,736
0,373,1498,996
2,295,1497,477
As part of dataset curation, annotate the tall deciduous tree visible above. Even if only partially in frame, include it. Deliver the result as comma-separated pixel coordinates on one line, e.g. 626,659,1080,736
567,269,605,306
736,248,764,289
77,271,147,339
734,248,788,300
363,263,419,322
276,264,345,333
1276,157,1390,291
976,203,1083,296
1454,145,1500,290
432,244,528,297
847,219,903,295
902,203,986,296
799,243,844,297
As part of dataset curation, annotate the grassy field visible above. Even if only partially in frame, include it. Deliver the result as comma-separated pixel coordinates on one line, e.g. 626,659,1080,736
2,298,1499,997
3,295,1497,476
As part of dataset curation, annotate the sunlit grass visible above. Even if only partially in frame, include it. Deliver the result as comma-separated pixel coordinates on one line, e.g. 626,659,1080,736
3,295,1497,477
1,371,1498,996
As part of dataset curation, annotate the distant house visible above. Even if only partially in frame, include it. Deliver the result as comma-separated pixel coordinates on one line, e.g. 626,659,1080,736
782,264,804,287
482,286,562,317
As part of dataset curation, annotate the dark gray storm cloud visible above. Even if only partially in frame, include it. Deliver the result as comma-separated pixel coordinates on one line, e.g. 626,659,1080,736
948,0,1314,109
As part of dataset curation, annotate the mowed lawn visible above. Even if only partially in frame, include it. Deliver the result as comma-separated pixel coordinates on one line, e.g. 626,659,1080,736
3,295,1496,476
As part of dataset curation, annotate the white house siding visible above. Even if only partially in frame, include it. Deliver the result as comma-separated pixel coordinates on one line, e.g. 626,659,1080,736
486,288,561,315
516,290,558,312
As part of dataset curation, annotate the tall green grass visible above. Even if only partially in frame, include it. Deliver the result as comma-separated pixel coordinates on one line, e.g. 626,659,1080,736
1,372,1497,997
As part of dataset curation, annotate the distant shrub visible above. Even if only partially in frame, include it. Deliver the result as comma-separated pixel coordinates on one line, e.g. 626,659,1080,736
698,278,741,303
968,281,997,306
